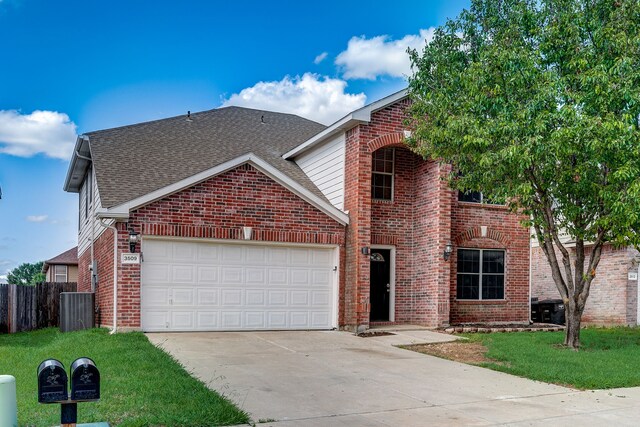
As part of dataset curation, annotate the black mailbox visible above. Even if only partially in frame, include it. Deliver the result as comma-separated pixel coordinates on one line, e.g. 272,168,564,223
37,359,68,403
70,357,100,401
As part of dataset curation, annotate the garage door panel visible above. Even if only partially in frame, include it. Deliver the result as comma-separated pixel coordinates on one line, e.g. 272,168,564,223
172,265,195,283
311,270,331,286
290,269,309,285
221,266,243,284
268,248,288,265
311,312,330,327
144,287,170,306
221,289,242,305
143,310,169,330
268,312,287,328
197,289,219,305
141,239,336,331
290,312,309,328
311,291,331,306
172,311,195,329
246,247,267,264
268,290,287,305
222,246,243,263
290,248,310,265
290,291,309,306
172,288,194,306
221,311,242,328
197,311,219,328
143,263,170,283
246,290,265,306
197,266,219,284
197,245,219,262
245,312,265,328
268,268,288,285
245,267,266,284
173,243,195,261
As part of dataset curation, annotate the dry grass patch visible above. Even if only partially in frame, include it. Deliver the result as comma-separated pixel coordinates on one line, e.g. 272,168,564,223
402,340,495,365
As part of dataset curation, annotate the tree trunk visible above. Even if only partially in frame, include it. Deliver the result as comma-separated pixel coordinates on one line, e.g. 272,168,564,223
564,300,582,350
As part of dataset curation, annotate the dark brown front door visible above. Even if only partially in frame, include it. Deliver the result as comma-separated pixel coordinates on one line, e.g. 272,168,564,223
370,249,391,321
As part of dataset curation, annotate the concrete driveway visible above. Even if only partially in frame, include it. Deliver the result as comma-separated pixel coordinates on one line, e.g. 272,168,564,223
147,329,640,426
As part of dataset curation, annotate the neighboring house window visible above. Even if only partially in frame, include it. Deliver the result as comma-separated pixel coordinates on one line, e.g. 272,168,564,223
54,265,68,282
457,249,505,300
372,148,394,200
458,191,503,205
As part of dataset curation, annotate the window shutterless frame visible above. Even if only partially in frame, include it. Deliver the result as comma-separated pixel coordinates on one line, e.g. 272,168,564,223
54,265,68,282
456,248,506,300
371,148,395,201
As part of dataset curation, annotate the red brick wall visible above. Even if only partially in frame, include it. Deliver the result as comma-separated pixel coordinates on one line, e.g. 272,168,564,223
343,99,454,329
449,200,530,323
532,245,638,325
78,229,115,328
108,164,345,329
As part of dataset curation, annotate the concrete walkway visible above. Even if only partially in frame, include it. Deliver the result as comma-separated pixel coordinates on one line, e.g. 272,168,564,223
146,329,640,426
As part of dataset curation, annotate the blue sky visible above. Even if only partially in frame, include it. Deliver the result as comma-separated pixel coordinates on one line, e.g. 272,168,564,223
0,0,469,281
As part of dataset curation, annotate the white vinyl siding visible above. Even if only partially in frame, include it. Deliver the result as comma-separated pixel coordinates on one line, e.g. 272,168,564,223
296,133,346,210
78,167,110,257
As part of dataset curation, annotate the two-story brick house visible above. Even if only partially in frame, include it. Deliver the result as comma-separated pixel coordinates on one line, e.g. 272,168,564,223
64,89,530,332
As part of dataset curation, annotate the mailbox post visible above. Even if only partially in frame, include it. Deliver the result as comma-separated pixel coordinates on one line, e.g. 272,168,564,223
37,357,101,427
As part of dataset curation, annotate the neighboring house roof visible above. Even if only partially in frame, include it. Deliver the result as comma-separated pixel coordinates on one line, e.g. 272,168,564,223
42,246,78,273
65,107,327,208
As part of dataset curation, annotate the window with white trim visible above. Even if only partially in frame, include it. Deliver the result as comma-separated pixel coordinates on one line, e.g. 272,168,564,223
372,148,394,200
54,265,68,282
457,249,505,300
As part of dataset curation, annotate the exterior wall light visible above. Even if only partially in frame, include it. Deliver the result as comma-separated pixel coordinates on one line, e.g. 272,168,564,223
443,241,453,261
128,229,140,253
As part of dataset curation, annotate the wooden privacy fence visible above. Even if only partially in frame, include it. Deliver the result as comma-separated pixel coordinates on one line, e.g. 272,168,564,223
0,282,77,334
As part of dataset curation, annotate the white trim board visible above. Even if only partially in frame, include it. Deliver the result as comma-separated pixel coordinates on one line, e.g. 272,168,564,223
283,89,408,160
96,153,349,225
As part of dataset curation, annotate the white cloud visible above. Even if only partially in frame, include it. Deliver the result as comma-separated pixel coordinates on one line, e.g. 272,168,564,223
0,110,77,159
222,73,366,125
0,275,7,284
335,28,436,80
314,52,328,64
26,215,48,223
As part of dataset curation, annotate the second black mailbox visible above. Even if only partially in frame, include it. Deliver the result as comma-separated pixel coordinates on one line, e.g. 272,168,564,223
70,357,100,401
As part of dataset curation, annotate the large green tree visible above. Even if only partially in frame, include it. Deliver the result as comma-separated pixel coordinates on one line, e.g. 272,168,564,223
407,0,640,349
6,262,45,286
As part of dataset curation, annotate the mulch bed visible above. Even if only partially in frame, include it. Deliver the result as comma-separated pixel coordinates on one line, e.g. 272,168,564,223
441,323,564,334
357,331,396,338
402,341,498,365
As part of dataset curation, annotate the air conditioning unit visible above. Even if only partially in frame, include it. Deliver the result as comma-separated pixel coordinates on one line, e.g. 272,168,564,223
60,292,95,332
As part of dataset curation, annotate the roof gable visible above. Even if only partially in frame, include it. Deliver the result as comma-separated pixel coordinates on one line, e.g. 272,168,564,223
66,106,327,209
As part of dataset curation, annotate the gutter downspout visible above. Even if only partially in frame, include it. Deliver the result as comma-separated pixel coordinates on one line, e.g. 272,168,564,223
99,218,119,333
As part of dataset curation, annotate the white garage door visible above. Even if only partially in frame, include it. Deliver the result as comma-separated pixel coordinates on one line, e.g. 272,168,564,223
140,239,337,331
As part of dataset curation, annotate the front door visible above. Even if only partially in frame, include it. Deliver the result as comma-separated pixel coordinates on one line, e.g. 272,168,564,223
369,249,391,321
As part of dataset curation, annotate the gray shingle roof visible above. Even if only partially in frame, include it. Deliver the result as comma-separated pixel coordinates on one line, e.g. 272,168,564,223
87,107,327,208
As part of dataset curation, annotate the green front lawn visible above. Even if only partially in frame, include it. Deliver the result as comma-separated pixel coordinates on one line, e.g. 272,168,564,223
463,328,640,389
0,328,248,426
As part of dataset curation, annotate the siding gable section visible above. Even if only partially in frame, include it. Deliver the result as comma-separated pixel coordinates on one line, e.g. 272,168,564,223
295,133,346,210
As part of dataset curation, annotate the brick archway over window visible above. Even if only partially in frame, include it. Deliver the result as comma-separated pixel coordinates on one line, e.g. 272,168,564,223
367,131,407,153
453,226,510,247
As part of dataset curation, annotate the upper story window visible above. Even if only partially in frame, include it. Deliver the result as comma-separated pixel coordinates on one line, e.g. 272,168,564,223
54,265,68,282
458,191,503,205
372,148,394,201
